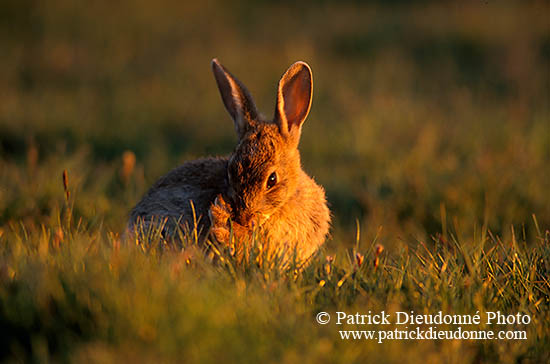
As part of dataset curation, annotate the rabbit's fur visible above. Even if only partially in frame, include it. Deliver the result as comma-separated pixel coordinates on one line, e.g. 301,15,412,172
128,59,330,263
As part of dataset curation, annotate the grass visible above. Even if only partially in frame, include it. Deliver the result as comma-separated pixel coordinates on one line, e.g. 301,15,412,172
0,197,548,363
1,0,549,362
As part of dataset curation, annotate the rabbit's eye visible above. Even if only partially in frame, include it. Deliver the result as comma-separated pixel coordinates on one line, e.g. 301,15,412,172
266,172,277,189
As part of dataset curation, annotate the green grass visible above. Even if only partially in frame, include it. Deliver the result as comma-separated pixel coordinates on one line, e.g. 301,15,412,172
1,0,549,362
1,205,549,363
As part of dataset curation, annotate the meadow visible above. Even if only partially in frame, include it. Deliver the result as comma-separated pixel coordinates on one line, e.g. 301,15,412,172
0,0,549,362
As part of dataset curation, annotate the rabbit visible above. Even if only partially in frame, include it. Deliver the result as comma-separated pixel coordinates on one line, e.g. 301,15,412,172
128,59,330,263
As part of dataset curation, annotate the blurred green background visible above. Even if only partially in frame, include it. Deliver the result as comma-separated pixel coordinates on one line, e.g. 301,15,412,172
1,0,549,247
1,1,549,363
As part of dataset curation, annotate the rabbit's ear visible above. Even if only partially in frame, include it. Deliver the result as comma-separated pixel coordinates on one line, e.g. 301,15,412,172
212,59,258,138
274,61,313,142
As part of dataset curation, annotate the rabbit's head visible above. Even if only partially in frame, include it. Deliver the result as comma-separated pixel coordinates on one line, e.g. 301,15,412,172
212,59,313,229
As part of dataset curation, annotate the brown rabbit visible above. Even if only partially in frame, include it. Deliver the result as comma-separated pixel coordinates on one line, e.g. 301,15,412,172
128,59,330,263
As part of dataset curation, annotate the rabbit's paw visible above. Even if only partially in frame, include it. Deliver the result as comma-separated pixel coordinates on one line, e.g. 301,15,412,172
209,195,232,244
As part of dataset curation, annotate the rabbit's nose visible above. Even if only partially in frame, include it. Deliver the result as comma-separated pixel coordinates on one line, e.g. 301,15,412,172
234,210,254,229
232,196,246,211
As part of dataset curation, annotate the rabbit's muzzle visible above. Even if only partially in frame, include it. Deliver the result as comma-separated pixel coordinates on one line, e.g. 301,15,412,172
230,194,270,230
232,201,256,229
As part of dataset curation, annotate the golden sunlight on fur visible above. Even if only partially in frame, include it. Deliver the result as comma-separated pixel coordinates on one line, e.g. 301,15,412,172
128,59,330,264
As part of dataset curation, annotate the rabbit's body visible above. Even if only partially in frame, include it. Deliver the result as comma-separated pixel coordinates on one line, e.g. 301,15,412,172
128,157,228,239
128,59,330,263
